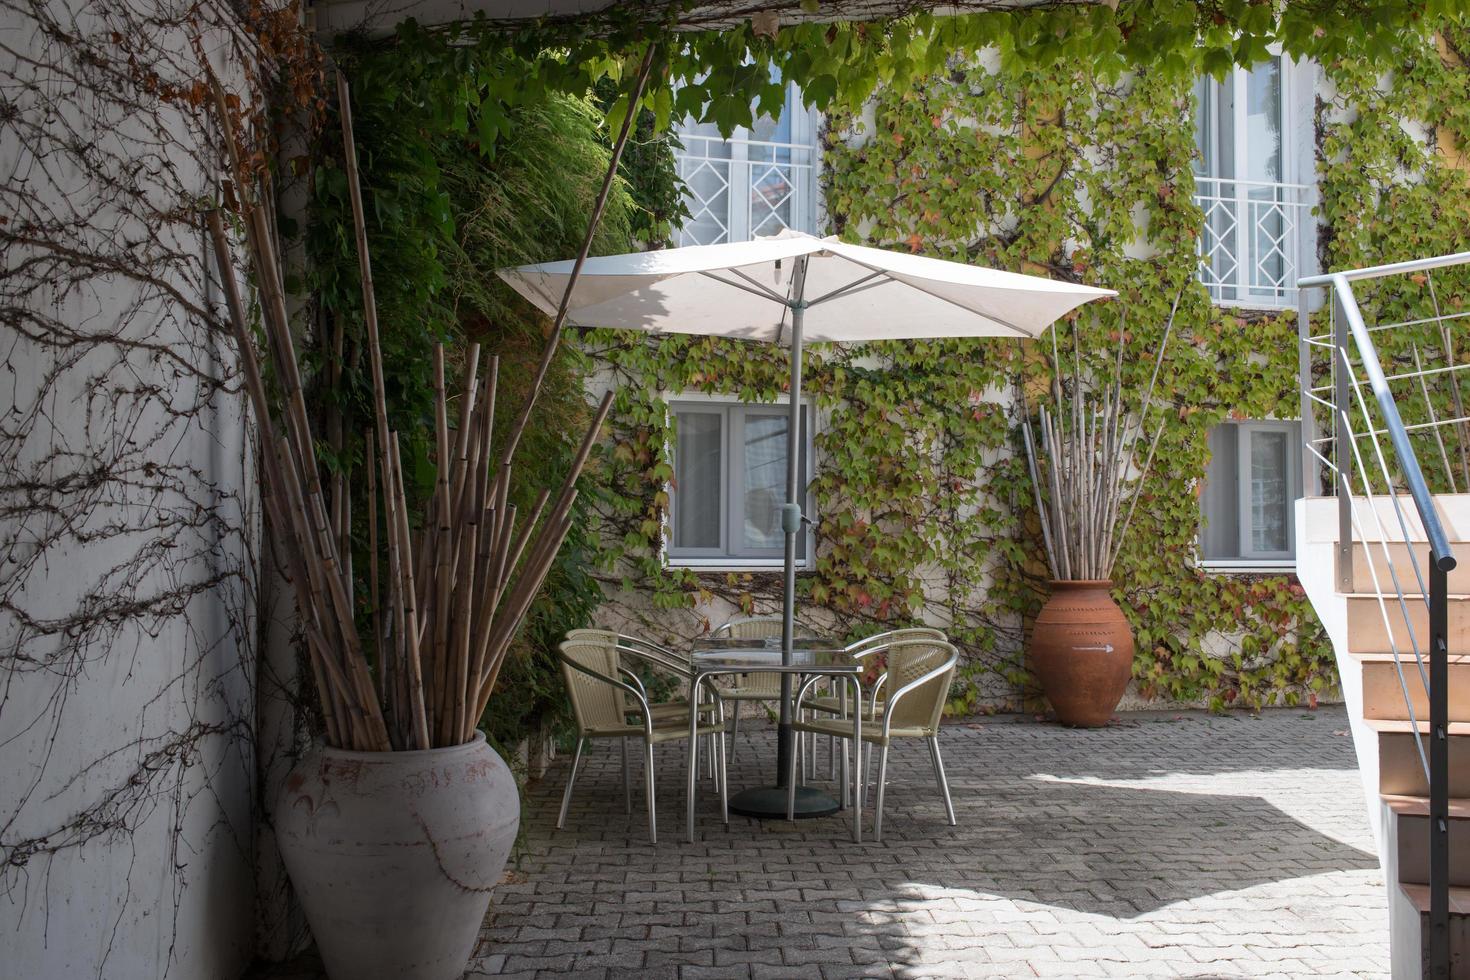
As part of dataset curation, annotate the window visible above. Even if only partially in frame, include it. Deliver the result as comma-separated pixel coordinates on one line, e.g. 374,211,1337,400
1199,420,1303,567
667,400,813,568
674,72,819,246
1193,56,1314,308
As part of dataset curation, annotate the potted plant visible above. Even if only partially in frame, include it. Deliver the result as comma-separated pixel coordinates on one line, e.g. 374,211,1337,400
1018,294,1180,726
206,62,648,979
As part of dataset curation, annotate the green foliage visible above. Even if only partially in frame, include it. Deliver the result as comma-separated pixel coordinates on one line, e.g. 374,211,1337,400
365,1,1466,149
307,34,657,744
584,18,1470,713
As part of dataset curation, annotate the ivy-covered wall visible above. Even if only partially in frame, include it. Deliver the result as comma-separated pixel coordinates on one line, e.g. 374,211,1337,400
584,24,1470,713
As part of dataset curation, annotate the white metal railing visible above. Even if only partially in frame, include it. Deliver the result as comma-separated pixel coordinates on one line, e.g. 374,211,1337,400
1196,177,1315,308
1298,252,1470,980
675,135,817,246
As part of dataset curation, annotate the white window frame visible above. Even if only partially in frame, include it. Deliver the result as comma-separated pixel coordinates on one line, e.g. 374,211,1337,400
664,395,815,571
673,77,822,246
1197,419,1303,572
1193,53,1318,311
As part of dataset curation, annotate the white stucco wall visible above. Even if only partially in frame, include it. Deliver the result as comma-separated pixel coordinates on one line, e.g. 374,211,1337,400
0,3,259,977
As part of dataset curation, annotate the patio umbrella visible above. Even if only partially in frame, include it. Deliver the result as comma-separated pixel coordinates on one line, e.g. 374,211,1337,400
498,230,1114,817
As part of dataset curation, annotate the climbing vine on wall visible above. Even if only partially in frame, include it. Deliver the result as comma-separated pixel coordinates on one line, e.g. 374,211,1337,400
582,19,1470,713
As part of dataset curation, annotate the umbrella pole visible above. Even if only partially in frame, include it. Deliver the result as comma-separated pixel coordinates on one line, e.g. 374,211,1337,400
729,255,839,821
776,256,808,792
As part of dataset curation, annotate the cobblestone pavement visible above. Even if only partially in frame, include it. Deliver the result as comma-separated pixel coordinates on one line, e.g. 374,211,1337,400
468,707,1387,980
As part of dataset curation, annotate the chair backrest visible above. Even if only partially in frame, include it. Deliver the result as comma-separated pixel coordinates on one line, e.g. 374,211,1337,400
566,627,618,645
712,616,785,640
845,627,946,657
882,640,957,734
558,638,627,733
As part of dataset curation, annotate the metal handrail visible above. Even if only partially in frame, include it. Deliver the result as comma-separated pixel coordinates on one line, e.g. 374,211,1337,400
1327,274,1458,574
1298,253,1465,980
1299,250,1470,287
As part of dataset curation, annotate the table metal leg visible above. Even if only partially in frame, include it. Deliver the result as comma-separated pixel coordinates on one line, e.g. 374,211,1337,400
717,701,729,824
849,676,862,843
687,674,701,843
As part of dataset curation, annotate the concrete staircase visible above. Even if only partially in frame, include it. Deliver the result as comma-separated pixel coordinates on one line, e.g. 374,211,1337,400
1299,495,1470,977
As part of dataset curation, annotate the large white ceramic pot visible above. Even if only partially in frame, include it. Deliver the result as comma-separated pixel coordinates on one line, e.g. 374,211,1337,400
274,732,518,980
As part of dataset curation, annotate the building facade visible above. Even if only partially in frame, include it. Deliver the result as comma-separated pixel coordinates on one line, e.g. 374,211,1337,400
585,35,1470,712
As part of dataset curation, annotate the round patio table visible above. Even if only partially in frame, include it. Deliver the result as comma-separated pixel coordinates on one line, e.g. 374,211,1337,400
685,638,865,843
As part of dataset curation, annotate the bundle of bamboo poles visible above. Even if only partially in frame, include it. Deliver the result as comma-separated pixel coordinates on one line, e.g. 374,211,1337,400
1019,290,1183,583
204,55,652,750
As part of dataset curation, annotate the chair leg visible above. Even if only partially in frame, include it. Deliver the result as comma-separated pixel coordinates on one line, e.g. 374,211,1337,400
786,727,800,821
863,743,874,810
645,741,657,844
621,738,631,815
873,744,890,843
839,733,851,809
729,699,742,764
557,736,586,830
716,726,729,824
929,736,956,826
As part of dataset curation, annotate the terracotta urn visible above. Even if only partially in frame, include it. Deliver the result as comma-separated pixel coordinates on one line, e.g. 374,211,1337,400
1030,580,1135,727
274,732,519,980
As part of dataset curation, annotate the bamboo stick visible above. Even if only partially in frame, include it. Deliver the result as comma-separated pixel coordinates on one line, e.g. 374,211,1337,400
495,44,656,472
390,434,431,750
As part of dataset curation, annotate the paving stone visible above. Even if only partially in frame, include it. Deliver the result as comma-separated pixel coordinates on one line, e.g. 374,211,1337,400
248,707,1391,980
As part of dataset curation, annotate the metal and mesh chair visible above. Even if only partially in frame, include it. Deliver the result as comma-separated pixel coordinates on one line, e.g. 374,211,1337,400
797,627,948,785
710,615,813,762
557,637,727,843
788,639,958,841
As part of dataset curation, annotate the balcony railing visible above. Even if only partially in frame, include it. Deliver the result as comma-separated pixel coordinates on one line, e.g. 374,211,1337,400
675,135,817,246
1195,177,1315,309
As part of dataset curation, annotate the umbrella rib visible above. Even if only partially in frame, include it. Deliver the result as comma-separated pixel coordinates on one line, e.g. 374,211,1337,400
825,254,1039,337
804,271,890,308
701,270,790,305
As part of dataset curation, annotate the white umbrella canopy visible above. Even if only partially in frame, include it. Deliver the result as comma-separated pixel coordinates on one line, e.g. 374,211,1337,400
498,230,1114,342
496,230,1113,821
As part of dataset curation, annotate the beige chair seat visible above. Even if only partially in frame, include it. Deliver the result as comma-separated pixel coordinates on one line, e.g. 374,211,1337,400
585,718,726,743
804,694,883,719
645,701,719,723
794,715,934,746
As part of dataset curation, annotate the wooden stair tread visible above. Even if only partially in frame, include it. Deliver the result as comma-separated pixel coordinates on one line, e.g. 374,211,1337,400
1355,652,1470,664
1367,719,1470,736
1341,593,1470,601
1400,883,1470,915
1383,794,1470,819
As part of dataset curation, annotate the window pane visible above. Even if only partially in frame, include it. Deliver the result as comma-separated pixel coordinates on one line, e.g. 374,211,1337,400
674,412,722,549
1244,57,1283,184
1200,423,1241,559
741,413,787,550
1249,429,1289,553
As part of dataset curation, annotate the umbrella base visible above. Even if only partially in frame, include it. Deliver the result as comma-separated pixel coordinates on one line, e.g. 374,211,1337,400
728,785,840,820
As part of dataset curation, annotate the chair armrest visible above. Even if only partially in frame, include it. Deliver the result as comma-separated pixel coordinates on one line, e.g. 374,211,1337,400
618,643,693,681
618,665,649,702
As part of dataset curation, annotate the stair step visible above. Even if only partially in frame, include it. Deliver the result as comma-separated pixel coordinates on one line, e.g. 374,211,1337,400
1345,594,1470,656
1360,653,1470,722
1398,883,1470,975
1342,542,1470,595
1386,795,1470,887
1371,720,1470,797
